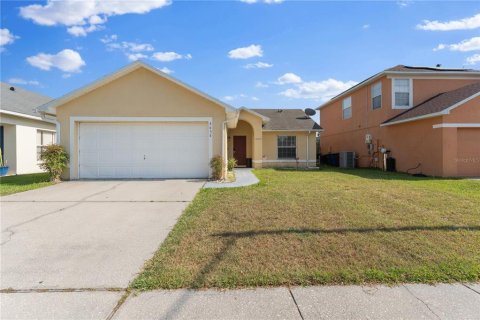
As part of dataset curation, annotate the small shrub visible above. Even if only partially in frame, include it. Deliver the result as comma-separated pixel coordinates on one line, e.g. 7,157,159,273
39,144,69,182
210,155,224,180
227,158,237,172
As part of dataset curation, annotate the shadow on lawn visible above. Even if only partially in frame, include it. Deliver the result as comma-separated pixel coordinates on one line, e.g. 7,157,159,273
158,224,479,318
212,225,480,238
273,166,446,181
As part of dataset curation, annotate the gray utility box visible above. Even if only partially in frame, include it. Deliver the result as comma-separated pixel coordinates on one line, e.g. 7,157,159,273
339,151,356,169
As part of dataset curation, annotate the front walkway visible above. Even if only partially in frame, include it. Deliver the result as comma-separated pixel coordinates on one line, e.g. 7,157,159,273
204,168,259,188
3,283,478,319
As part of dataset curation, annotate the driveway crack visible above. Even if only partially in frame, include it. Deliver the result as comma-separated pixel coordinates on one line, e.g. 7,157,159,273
1,182,124,246
403,285,441,320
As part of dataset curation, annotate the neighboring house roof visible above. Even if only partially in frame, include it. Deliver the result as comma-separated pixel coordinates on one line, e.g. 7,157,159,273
385,65,480,73
317,65,480,110
251,109,322,131
382,81,480,126
38,61,236,115
1,82,52,120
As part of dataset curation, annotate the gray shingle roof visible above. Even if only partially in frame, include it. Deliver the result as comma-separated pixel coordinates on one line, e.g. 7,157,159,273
1,82,52,118
383,81,480,125
386,65,479,73
251,109,322,131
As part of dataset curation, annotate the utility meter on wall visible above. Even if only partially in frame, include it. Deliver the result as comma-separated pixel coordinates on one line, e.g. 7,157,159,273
365,133,372,144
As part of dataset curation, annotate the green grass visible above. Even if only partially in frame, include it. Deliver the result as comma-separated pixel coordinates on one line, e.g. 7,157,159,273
0,173,53,196
132,167,480,290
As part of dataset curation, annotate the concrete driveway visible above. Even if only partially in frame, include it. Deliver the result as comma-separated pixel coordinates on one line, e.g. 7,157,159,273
1,180,204,318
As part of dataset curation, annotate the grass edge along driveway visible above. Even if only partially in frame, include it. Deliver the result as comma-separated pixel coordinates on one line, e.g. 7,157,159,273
0,173,53,196
131,168,480,290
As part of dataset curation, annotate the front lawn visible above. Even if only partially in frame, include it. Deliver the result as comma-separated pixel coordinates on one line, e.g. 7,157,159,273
132,168,480,289
0,173,53,196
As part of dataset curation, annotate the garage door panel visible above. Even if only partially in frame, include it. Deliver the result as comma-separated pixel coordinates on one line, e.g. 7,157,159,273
79,122,209,179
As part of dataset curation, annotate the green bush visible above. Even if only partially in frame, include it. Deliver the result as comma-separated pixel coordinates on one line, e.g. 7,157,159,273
227,158,237,172
39,144,69,182
210,155,224,180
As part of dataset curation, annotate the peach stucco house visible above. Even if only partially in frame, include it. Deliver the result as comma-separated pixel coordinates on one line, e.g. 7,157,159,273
37,61,320,180
318,65,480,177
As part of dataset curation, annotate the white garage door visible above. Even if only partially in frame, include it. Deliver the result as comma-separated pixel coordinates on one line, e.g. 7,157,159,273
78,122,210,179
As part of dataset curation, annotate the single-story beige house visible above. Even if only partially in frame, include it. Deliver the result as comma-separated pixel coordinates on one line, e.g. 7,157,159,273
38,61,321,179
1,82,55,175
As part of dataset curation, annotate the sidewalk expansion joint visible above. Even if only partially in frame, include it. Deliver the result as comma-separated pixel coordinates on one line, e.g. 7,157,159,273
462,283,480,295
288,287,304,320
0,287,126,294
105,289,132,320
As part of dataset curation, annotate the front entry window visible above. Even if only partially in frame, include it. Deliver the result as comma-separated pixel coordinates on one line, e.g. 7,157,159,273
278,136,296,159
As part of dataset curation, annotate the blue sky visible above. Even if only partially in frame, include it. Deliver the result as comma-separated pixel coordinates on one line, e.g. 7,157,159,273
1,0,479,112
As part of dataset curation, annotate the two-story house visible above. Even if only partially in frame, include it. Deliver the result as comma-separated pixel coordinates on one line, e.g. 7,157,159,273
317,65,480,177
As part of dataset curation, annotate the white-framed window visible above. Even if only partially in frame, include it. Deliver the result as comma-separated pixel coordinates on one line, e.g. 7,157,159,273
37,130,55,161
371,82,382,109
342,96,352,119
392,78,412,109
277,136,296,159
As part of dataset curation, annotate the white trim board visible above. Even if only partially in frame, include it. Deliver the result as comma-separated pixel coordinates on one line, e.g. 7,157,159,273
433,123,480,128
0,109,49,122
69,116,213,179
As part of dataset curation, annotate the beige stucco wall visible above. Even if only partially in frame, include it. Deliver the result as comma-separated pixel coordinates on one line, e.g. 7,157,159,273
227,110,264,168
55,67,228,179
0,113,55,175
262,131,317,168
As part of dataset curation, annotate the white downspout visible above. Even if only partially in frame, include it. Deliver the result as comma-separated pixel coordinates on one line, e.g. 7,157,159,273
222,120,228,177
306,131,311,168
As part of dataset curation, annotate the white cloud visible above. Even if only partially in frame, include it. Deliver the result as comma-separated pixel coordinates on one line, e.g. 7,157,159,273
19,0,171,37
417,13,480,31
244,61,273,69
158,67,173,74
0,28,19,49
276,72,302,84
397,1,412,8
151,51,192,62
107,41,154,52
228,44,263,59
362,24,370,29
8,78,40,86
434,37,480,52
256,81,269,88
280,79,357,101
251,96,259,101
127,53,148,61
223,93,257,101
67,24,103,37
466,53,480,65
27,49,85,73
100,34,118,44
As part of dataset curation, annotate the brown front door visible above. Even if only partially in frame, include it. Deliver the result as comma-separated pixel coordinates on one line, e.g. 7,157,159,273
233,136,247,166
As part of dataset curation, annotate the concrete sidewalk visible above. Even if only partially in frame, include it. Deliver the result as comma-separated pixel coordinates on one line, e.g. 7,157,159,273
4,283,478,319
204,168,259,188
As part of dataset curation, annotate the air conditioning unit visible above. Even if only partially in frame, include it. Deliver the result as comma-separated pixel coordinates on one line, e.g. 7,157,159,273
339,151,356,169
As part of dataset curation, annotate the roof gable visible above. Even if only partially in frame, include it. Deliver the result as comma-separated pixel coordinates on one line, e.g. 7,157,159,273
382,81,480,126
251,109,322,131
37,61,235,114
317,65,480,110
